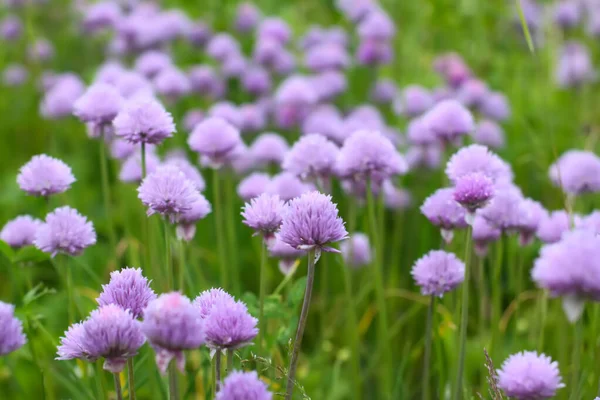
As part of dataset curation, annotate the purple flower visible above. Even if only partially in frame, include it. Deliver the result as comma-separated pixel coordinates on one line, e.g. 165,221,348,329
575,211,600,234
28,38,54,62
445,144,513,184
138,165,202,222
58,305,145,373
17,154,75,197
164,154,206,191
241,193,285,238
82,1,121,33
515,198,546,246
239,103,267,133
472,215,501,256
472,120,505,149
216,371,273,400
1,15,22,40
176,195,212,241
340,233,371,269
497,351,564,399
1,215,42,248
115,71,153,99
549,150,600,195
406,145,443,171
453,173,495,214
188,117,242,168
187,21,212,47
97,268,157,319
455,78,488,108
279,191,348,253
421,188,467,242
283,134,339,182
154,67,191,101
304,43,350,72
113,97,175,145
479,92,511,121
135,51,173,78
221,55,248,79
555,41,595,88
406,117,436,146
310,70,347,102
268,235,306,274
433,53,472,88
35,206,96,257
235,2,261,33
189,65,225,99
141,292,205,373
302,105,345,144
422,99,474,144
411,250,465,297
266,172,314,202
336,130,407,186
241,66,272,97
250,133,289,167
357,10,395,40
257,18,291,44
94,61,126,86
382,180,412,210
370,79,397,104
355,39,393,66
0,302,26,356
73,83,124,129
193,288,235,319
119,151,160,183
182,109,204,132
393,85,434,117
237,173,271,201
536,210,570,244
204,299,258,350
206,33,241,62
2,64,27,87
40,75,85,119
479,183,523,231
274,76,318,129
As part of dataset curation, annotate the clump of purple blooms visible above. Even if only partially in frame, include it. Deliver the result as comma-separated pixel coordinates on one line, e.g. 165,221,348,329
497,351,564,399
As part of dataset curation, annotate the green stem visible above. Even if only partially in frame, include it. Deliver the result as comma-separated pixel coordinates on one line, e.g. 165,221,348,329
476,256,487,335
99,131,116,252
114,373,123,400
453,225,473,400
537,290,548,350
141,143,147,179
26,316,47,400
65,257,75,324
320,253,328,339
226,349,234,375
224,173,240,294
178,240,186,294
95,360,106,400
569,317,584,400
365,180,392,396
285,249,317,400
127,358,136,400
422,295,436,400
168,360,179,400
163,220,173,291
212,169,229,289
258,238,267,354
214,351,222,394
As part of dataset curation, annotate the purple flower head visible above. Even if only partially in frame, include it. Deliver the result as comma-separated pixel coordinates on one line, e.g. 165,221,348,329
82,1,121,33
17,155,75,197
189,66,225,99
241,193,285,239
337,0,378,21
497,351,564,399
28,38,54,63
421,188,467,242
229,144,255,174
549,150,600,195
370,79,397,104
553,1,581,29
453,173,495,215
204,299,258,350
209,102,243,128
113,97,175,145
479,183,523,231
274,76,318,129
239,103,267,133
358,10,395,40
455,78,488,108
235,2,261,33
382,180,412,210
237,173,271,202
56,323,91,362
193,288,235,320
250,133,288,167
445,144,513,184
310,70,347,102
406,117,436,146
221,55,248,79
340,232,371,269
216,371,273,400
537,209,571,244
516,198,546,246
411,250,465,297
135,51,173,79
279,191,348,253
266,172,314,202
176,195,212,241
0,302,26,356
154,67,191,101
138,165,202,222
115,71,153,99
472,215,501,256
40,75,85,119
35,206,96,257
2,64,28,87
433,53,472,88
182,109,204,132
253,37,285,69
97,268,157,319
479,92,511,121
1,215,42,249
472,120,505,149
163,157,206,192
304,43,350,72
555,41,596,88
111,139,137,160
575,211,600,234
207,33,241,62
356,39,393,66
94,61,126,86
422,99,474,144
74,305,145,373
188,117,242,168
283,134,339,182
141,292,205,373
406,145,443,171
119,151,160,183
257,18,291,45
302,105,345,144
393,85,434,117
242,66,272,97
187,20,212,47
1,15,22,40
336,130,408,187
268,235,306,274
73,83,124,129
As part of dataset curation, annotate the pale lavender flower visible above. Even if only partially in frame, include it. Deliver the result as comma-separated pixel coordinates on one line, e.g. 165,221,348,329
141,292,205,373
119,151,160,183
111,139,137,160
97,268,156,319
135,51,173,79
445,144,513,184
188,117,242,168
406,117,436,146
370,79,397,104
553,1,581,29
340,233,371,269
555,41,595,88
355,39,393,66
193,288,235,320
34,206,96,257
94,61,126,85
382,180,412,210
411,250,465,297
0,302,26,356
283,134,339,182
216,371,272,400
393,85,434,117
421,188,467,243
472,120,505,149
479,92,511,121
274,75,318,129
302,105,345,144
241,66,272,97
113,97,175,144
235,2,261,33
183,109,204,132
17,155,75,197
1,15,22,40
187,20,212,47
73,83,124,130
257,18,291,44
40,76,85,119
188,65,226,99
163,157,206,191
2,64,28,87
176,195,212,241
82,1,121,33
472,215,501,256
28,38,54,62
516,198,546,246
204,300,258,350
453,173,495,215
237,173,271,202
268,235,306,274
536,210,570,244
250,133,289,168
253,37,285,69
208,102,243,128
497,351,564,399
241,193,285,239
266,172,314,202
239,103,267,133
138,165,202,222
575,211,600,234
115,71,153,99
479,183,523,231
1,215,42,249
206,33,241,62
304,43,350,72
405,145,443,171
279,191,348,253
549,150,600,195
433,53,472,88
357,10,395,40
154,67,191,101
422,99,474,144
455,78,488,108
310,70,347,102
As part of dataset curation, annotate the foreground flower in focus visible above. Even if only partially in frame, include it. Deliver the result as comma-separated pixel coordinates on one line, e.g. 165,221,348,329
17,154,75,197
193,288,236,319
97,268,156,319
35,206,96,257
411,250,465,297
216,370,272,400
0,301,26,356
1,215,42,248
204,299,258,350
113,96,176,144
497,351,564,399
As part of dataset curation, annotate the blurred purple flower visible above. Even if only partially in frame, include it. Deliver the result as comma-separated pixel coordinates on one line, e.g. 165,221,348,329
498,351,564,399
268,235,306,274
207,33,241,62
472,120,505,149
28,38,54,63
154,67,191,101
421,188,467,242
479,91,511,121
274,75,318,129
257,18,291,44
302,105,345,144
113,96,175,144
1,15,22,40
189,65,226,99
135,51,173,79
555,41,596,88
357,10,395,40
235,2,261,33
472,215,501,256
356,39,393,66
2,64,28,87
340,232,371,269
40,75,85,119
176,195,212,241
411,250,465,297
216,371,273,400
241,66,272,97
17,154,75,197
549,150,600,195
182,109,204,132
266,172,314,202
119,150,160,183
35,206,96,257
241,193,285,239
187,20,212,47
188,117,242,168
370,79,397,104
445,144,513,184
536,210,570,244
553,1,581,29
283,134,339,182
0,302,26,356
251,133,289,167
382,180,412,210
422,99,474,144
1,215,42,249
304,43,350,72
82,1,121,33
393,85,434,117
73,83,124,132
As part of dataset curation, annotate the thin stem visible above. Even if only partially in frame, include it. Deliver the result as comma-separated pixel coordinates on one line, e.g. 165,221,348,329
65,257,75,324
164,219,173,290
285,249,317,400
99,130,116,252
365,180,392,396
422,295,436,400
215,351,222,394
226,349,234,375
537,290,548,350
569,317,584,400
212,169,229,289
320,254,329,339
141,143,147,179
476,256,487,335
168,360,179,400
127,358,136,400
114,373,123,400
224,173,241,294
258,238,267,354
26,317,47,400
178,240,186,294
95,360,106,400
453,225,473,400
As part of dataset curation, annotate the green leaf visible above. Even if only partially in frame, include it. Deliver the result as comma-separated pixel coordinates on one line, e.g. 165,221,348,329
22,283,56,307
263,295,287,319
287,276,307,308
0,240,15,262
12,246,50,264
